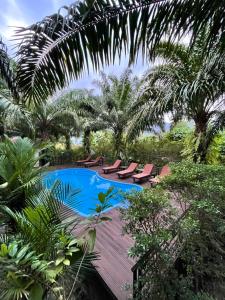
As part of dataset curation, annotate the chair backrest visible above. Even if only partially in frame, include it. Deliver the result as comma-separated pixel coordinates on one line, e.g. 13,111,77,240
143,164,154,174
128,162,138,171
113,160,122,167
86,155,92,160
160,165,171,177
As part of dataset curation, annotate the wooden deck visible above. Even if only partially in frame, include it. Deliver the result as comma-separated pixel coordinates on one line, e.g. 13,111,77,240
50,164,150,299
91,208,134,300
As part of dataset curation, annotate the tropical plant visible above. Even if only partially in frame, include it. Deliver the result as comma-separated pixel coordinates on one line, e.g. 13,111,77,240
127,135,184,166
166,122,193,142
0,137,44,211
122,163,225,299
0,181,101,300
0,39,19,102
206,131,225,165
133,31,225,162
0,39,28,138
78,70,141,156
13,95,80,150
14,0,225,103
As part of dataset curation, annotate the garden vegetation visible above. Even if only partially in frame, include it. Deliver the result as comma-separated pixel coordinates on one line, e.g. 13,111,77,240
0,0,225,299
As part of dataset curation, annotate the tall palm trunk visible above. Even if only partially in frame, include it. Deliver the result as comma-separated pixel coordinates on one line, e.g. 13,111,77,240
39,131,49,166
0,121,5,141
83,128,91,154
114,130,123,158
193,115,209,163
65,133,71,150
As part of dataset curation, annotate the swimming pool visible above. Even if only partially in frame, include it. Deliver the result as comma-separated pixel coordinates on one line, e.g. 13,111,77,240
44,168,142,217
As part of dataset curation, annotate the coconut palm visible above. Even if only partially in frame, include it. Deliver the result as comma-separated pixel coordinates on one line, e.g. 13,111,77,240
133,31,225,162
78,70,140,156
15,0,225,103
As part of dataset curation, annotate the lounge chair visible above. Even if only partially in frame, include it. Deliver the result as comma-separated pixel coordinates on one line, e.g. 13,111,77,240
150,165,171,185
117,162,138,178
102,159,122,174
84,156,104,167
132,164,154,182
75,155,92,166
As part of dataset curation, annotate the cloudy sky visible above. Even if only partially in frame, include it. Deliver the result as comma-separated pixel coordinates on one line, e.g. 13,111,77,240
0,0,149,92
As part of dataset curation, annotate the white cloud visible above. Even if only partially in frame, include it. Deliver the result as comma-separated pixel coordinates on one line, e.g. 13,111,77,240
0,0,28,43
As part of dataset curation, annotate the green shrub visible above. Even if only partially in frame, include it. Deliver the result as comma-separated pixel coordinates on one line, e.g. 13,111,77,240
122,163,225,299
206,131,225,165
166,122,193,141
49,144,86,165
91,131,115,162
127,136,184,167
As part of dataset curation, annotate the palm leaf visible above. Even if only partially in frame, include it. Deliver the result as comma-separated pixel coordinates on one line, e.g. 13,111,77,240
0,39,19,102
15,0,225,103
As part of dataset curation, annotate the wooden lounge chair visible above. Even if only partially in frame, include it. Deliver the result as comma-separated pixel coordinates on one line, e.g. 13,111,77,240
117,162,138,179
102,159,122,174
150,165,171,185
132,164,154,182
84,156,103,167
75,155,92,166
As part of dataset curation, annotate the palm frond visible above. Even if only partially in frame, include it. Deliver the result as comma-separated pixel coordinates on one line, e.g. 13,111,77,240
0,39,19,102
15,0,225,103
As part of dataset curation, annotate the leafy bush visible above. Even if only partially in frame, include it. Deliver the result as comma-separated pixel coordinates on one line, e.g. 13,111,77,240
206,131,225,165
127,136,184,167
91,131,115,162
49,144,86,165
167,122,193,141
122,163,225,299
122,188,176,258
0,137,44,210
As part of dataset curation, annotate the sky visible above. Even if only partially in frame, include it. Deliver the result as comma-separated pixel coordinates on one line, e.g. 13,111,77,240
0,0,149,92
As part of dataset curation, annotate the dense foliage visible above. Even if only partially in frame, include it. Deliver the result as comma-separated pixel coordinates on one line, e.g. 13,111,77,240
0,183,97,300
122,163,225,299
0,138,112,299
1,0,225,299
0,137,44,210
133,32,225,162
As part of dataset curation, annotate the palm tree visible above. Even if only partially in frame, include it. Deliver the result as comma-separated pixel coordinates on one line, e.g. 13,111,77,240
79,70,139,157
133,32,225,162
13,96,80,149
15,0,225,103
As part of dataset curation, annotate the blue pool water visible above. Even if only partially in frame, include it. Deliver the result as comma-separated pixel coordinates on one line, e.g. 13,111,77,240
44,168,142,217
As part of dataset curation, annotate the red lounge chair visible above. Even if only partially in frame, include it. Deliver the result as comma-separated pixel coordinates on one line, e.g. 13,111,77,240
150,165,171,185
84,156,103,167
75,155,92,166
102,160,122,174
132,164,154,182
117,162,138,179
